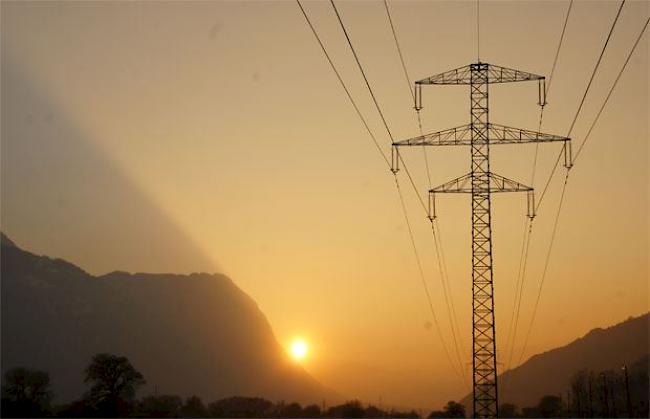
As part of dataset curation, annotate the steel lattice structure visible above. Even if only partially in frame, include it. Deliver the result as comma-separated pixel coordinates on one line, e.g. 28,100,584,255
392,62,572,418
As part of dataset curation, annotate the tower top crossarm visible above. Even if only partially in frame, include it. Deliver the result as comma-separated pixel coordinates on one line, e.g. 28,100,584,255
416,62,544,85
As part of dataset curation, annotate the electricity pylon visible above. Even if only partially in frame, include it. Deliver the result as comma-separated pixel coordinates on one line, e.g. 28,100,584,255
391,62,572,418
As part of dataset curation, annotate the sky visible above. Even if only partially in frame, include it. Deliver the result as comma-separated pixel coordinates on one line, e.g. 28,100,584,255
1,0,648,410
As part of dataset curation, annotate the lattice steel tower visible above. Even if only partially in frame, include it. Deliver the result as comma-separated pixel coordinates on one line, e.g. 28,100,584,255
391,63,572,418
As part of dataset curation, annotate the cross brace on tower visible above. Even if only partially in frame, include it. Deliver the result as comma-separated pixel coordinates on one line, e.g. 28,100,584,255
391,62,572,418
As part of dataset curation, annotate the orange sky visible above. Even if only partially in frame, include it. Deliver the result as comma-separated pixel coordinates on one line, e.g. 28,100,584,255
2,0,648,409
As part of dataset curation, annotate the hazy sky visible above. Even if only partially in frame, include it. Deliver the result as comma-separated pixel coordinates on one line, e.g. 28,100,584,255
2,0,648,409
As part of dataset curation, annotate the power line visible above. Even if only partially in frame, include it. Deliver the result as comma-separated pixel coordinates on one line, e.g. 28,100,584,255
545,0,574,100
516,172,569,366
383,0,468,373
304,0,467,384
531,0,573,185
330,0,395,142
503,0,574,383
295,0,391,170
574,15,650,163
383,0,414,100
517,13,649,365
536,0,626,213
431,221,468,362
331,0,430,212
394,175,468,386
514,0,626,369
566,0,625,138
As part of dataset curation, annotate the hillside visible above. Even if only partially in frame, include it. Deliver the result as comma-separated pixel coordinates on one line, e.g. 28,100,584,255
0,234,339,404
462,313,649,408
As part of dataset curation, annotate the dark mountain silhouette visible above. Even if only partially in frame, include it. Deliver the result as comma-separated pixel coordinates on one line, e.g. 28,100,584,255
0,233,340,404
461,313,649,408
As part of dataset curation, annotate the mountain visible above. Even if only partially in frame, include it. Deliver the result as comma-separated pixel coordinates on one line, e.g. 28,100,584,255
461,313,649,408
0,234,339,405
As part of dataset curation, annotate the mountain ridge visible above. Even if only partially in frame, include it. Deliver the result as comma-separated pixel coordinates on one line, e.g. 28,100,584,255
461,312,649,408
1,233,340,405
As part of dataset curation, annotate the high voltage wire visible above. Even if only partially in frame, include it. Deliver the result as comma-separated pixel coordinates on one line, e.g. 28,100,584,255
330,0,430,213
330,0,395,143
566,0,626,138
574,15,650,163
512,0,626,371
502,0,574,387
516,172,569,366
384,0,468,374
545,0,574,100
517,2,649,367
394,175,468,385
382,0,433,188
524,0,626,341
536,0,626,213
531,0,573,186
294,0,468,385
383,0,414,100
329,0,468,384
295,0,391,170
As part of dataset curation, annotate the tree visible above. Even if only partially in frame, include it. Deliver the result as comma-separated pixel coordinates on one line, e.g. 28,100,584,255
498,403,519,418
179,395,208,418
326,400,364,418
428,401,465,418
1,367,52,417
208,396,273,418
137,394,183,417
537,395,563,418
83,353,145,416
302,404,321,418
443,401,466,418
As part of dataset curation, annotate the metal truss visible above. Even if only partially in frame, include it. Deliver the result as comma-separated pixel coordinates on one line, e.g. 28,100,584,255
393,62,572,419
428,172,536,220
413,63,548,111
392,123,570,148
416,63,544,85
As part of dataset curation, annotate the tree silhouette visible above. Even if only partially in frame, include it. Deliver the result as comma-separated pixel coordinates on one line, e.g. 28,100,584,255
137,394,182,417
1,367,52,417
326,400,365,418
179,395,208,418
429,400,465,418
498,402,519,418
83,353,145,416
537,395,563,418
301,403,321,418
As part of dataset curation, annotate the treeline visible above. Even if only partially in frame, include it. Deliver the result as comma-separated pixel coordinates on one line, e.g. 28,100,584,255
3,352,648,418
0,353,420,418
497,355,649,418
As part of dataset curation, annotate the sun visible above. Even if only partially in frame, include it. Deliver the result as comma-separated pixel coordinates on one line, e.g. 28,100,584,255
289,339,308,361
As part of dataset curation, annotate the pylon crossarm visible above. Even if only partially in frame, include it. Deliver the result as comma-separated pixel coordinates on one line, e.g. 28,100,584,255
487,123,569,145
429,172,532,194
416,63,543,85
428,173,536,219
393,123,569,147
393,124,472,147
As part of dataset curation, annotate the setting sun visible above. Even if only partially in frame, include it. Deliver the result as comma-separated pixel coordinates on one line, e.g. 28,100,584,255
289,339,308,361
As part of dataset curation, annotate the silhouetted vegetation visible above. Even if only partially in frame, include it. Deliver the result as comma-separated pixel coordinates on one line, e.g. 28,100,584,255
428,400,465,418
1,368,52,417
565,355,649,418
3,352,648,418
493,355,650,418
1,353,422,418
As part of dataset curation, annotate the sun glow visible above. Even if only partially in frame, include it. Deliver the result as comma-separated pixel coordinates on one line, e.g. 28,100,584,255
290,339,308,361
